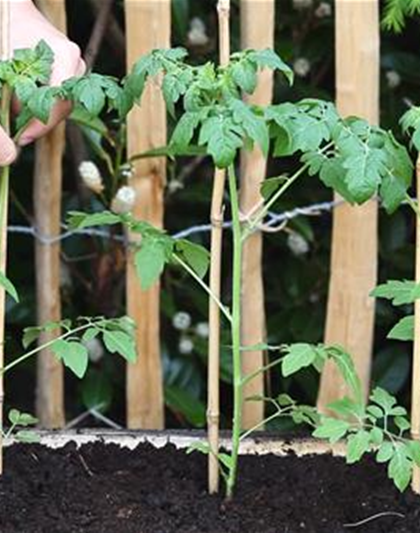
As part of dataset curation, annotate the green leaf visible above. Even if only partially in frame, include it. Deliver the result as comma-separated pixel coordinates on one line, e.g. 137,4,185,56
230,59,258,94
165,385,206,427
395,416,411,432
15,430,40,444
0,271,19,302
52,339,89,379
229,99,269,156
260,176,288,201
81,369,113,413
13,39,54,84
369,427,384,446
70,106,109,136
27,86,59,123
370,387,397,415
174,240,210,278
170,111,203,149
377,441,395,463
313,417,351,443
199,115,243,168
281,343,318,377
388,444,412,492
327,396,364,419
371,280,420,306
248,49,294,85
134,240,168,290
277,393,296,407
67,211,122,230
103,330,137,363
8,409,38,427
327,346,362,403
388,316,414,341
186,441,210,455
68,74,106,115
407,440,420,467
346,431,371,464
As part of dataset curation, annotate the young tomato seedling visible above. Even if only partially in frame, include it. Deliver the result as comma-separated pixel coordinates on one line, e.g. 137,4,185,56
70,46,419,497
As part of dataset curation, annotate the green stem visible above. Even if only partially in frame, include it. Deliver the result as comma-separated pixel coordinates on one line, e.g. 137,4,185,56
1,323,92,375
242,143,334,241
226,164,243,500
241,355,285,388
173,254,232,323
0,86,12,262
405,193,420,218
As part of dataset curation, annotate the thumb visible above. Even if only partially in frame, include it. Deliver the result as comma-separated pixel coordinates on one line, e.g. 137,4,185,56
0,127,17,166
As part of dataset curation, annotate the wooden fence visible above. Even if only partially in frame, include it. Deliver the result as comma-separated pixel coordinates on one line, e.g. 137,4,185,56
3,0,418,489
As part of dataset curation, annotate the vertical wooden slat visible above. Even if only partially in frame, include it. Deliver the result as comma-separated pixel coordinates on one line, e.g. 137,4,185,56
411,155,420,493
125,0,170,429
0,0,10,475
317,0,379,410
207,0,231,495
239,0,274,430
34,0,66,428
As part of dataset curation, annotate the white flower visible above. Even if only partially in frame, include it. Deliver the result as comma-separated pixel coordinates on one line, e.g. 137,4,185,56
111,186,137,214
84,337,105,363
172,311,192,331
287,232,309,256
79,161,104,194
167,179,184,194
179,336,194,355
120,163,134,179
386,70,401,90
195,322,210,339
188,17,209,47
293,58,311,78
293,0,313,9
315,2,331,18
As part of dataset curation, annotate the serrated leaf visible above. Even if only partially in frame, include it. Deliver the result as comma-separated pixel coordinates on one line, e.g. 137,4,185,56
377,441,395,463
388,444,412,492
52,339,89,379
175,239,210,279
134,240,168,290
388,316,414,341
249,49,294,85
281,343,317,377
371,280,420,306
230,59,258,93
67,211,122,230
346,431,371,464
313,417,350,443
103,330,137,363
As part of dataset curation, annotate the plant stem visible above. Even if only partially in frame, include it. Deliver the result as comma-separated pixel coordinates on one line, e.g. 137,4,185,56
1,323,93,375
173,254,232,323
241,355,285,388
226,164,243,499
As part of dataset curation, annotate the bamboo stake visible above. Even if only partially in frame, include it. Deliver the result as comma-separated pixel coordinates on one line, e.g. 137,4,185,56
411,155,420,493
125,0,170,429
34,0,66,428
0,0,10,475
317,0,379,411
207,0,230,495
239,0,274,430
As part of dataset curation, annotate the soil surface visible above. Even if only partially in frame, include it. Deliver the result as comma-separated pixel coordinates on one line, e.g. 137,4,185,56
0,441,420,533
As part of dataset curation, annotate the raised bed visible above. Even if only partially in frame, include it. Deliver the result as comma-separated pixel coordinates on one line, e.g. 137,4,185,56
1,431,419,533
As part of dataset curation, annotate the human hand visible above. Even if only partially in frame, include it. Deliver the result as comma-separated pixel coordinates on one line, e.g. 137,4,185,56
0,0,85,165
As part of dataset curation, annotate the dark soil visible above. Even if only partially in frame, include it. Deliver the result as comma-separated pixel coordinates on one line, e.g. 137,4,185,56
1,440,420,533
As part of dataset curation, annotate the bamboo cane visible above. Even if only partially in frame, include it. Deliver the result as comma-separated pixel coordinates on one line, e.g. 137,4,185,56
207,0,231,496
0,0,10,475
411,155,420,493
33,0,66,429
317,0,379,411
239,0,274,430
124,0,170,429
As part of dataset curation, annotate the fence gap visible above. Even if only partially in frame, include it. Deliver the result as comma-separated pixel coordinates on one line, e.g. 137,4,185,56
34,0,67,428
207,0,231,495
124,0,170,429
0,0,10,475
239,0,274,430
317,0,379,410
